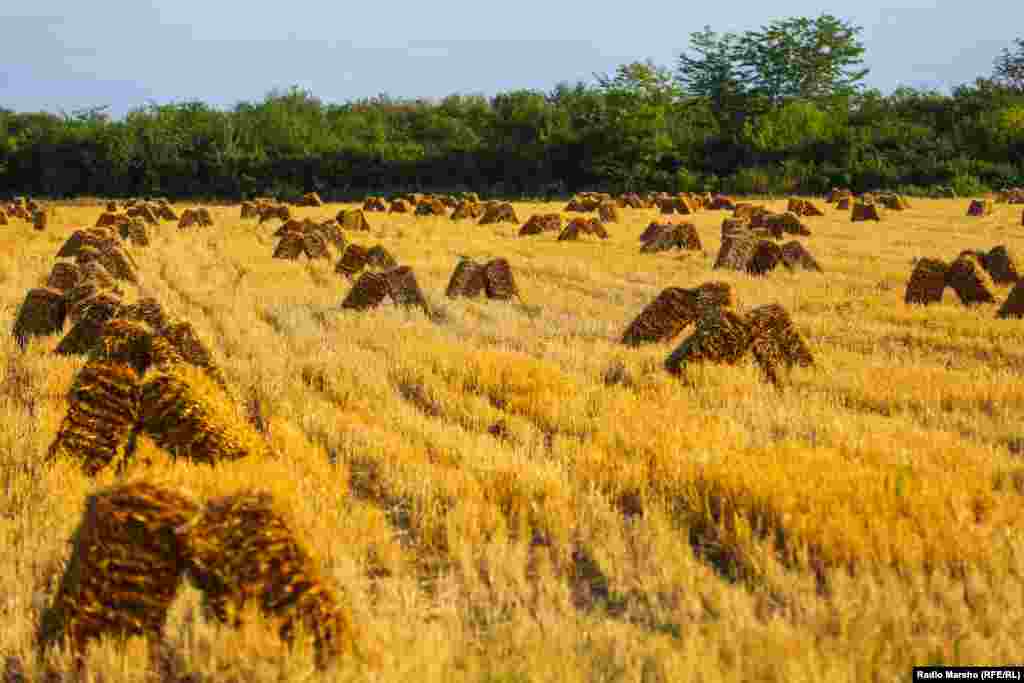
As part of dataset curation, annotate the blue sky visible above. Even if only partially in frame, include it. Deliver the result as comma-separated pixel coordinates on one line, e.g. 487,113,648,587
1,1,1021,119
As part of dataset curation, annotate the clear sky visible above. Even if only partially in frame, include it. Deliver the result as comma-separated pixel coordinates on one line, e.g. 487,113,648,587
1,1,1021,119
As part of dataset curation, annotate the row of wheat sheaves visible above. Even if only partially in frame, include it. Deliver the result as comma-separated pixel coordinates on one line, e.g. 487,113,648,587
7,187,1023,669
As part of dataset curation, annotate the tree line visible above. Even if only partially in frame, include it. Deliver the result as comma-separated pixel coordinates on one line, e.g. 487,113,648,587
2,15,1023,200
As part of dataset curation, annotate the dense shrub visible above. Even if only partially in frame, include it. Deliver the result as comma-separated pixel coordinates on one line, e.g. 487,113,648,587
0,75,1021,199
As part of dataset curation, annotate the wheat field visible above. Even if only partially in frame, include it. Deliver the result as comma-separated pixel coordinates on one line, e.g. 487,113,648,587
1,197,1023,682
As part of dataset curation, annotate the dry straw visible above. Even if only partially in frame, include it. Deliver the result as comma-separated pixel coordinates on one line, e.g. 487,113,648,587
946,254,997,305
272,219,304,238
640,222,701,253
639,221,668,243
383,266,430,314
983,245,1020,284
745,303,815,386
519,213,561,236
662,196,697,215
782,199,803,216
156,203,179,221
301,233,330,260
127,204,158,225
366,245,397,269
597,202,620,223
57,228,118,259
272,233,303,260
314,220,347,250
160,320,228,388
117,219,150,246
747,207,776,228
827,187,851,202
342,272,390,311
451,200,483,220
76,260,121,293
70,236,138,284
175,490,360,668
13,287,67,348
63,281,102,322
713,233,758,272
878,193,910,210
558,217,608,241
763,211,811,237
415,198,447,216
362,196,387,212
67,288,123,327
479,202,519,225
446,258,487,299
338,209,372,231
37,481,201,656
56,293,124,356
851,202,882,221
336,244,370,278
97,245,139,283
95,211,124,228
732,203,763,220
240,201,259,219
749,240,784,276
966,199,993,216
45,261,83,292
622,282,734,347
997,280,1024,318
483,258,519,301
787,197,825,216
139,363,268,466
664,307,751,376
87,318,159,376
709,195,736,210
46,360,141,475
780,241,823,272
618,192,645,209
119,297,170,332
259,204,291,223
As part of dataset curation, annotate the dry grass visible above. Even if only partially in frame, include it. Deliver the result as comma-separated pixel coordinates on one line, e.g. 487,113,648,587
2,198,1024,681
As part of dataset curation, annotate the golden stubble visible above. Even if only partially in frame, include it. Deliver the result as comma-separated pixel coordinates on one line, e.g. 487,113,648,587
1,197,1023,681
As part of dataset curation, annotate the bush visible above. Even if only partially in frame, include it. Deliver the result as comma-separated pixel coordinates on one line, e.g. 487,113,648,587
973,160,1022,189
805,175,832,195
850,163,901,193
950,173,989,197
894,185,931,198
724,167,774,195
818,163,851,189
673,168,703,193
701,174,722,194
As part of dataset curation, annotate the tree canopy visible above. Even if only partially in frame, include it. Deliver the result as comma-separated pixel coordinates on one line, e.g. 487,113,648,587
994,38,1024,92
0,19,1021,199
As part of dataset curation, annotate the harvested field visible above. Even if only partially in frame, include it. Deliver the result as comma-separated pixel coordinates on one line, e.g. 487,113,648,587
1,197,1024,682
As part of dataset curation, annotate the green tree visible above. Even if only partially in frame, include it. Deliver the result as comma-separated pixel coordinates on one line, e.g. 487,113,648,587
590,62,678,190
742,100,839,153
596,59,681,105
675,27,749,136
487,90,561,192
251,86,335,158
993,38,1024,92
736,14,869,106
